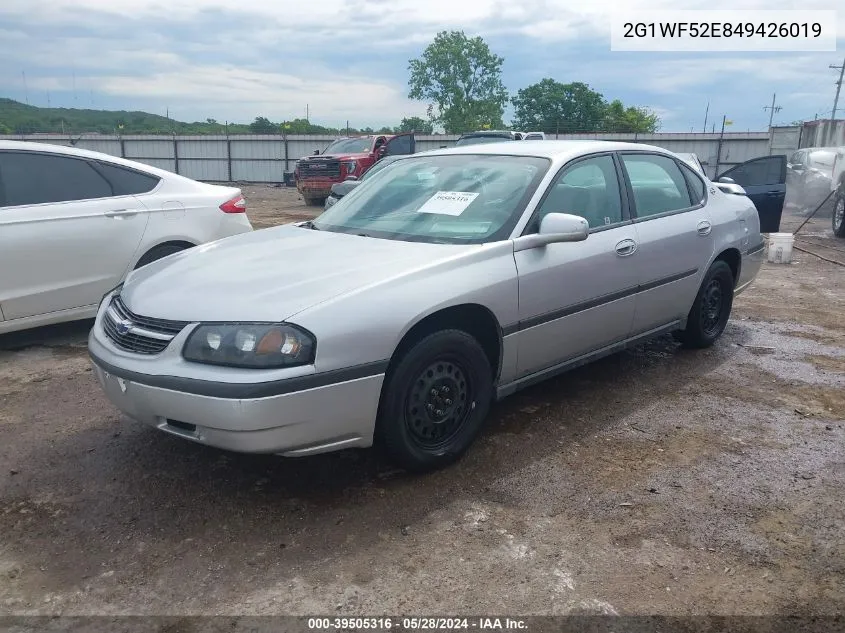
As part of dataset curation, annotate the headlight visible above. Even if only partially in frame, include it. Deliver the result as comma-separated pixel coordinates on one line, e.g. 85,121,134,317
183,323,315,368
343,160,357,175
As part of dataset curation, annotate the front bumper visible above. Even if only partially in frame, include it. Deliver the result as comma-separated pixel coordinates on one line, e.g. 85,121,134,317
88,307,385,456
296,179,336,199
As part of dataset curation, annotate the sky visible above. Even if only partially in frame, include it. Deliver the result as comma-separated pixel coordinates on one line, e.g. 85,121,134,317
0,0,842,132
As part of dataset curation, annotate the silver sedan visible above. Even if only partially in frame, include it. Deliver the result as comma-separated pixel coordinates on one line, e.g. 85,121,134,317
88,141,765,471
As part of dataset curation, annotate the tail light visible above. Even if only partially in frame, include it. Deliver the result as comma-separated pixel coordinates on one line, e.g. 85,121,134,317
220,194,246,214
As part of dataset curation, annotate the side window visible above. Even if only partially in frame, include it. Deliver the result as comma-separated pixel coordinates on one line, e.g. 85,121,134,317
721,156,784,187
93,161,160,195
529,155,623,232
620,153,692,218
0,151,112,207
385,134,413,156
679,162,706,205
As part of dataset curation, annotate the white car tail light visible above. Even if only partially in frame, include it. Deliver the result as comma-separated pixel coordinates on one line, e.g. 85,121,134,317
220,194,246,213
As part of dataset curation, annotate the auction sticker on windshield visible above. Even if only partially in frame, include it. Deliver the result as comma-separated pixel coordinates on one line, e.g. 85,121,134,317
417,191,480,216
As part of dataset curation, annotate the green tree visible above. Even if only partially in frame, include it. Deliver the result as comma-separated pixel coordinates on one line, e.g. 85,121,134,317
408,30,508,133
511,79,607,133
376,126,394,134
395,116,433,134
249,116,278,133
603,100,660,133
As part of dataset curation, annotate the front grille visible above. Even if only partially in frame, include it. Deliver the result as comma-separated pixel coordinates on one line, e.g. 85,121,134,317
298,159,341,178
102,295,189,355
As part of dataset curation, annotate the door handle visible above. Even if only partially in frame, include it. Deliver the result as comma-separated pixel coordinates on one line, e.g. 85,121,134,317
765,191,782,197
104,209,139,218
696,220,712,236
615,239,637,257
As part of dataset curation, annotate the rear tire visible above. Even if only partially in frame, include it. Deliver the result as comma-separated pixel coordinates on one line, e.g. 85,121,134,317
303,197,325,207
133,243,190,270
376,330,493,472
675,261,735,349
833,192,845,238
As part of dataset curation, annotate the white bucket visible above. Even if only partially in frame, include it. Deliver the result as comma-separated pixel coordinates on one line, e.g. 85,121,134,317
767,232,794,264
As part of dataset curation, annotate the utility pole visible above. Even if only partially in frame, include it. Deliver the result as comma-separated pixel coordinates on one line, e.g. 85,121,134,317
306,104,309,122
702,101,709,133
21,71,28,105
763,93,782,130
715,115,727,174
829,56,845,145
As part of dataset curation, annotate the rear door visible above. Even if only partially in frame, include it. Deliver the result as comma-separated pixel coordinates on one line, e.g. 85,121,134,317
382,133,416,156
717,155,786,233
618,152,715,336
0,150,151,320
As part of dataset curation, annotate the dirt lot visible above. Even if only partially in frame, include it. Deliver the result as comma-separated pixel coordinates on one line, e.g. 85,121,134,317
0,189,843,617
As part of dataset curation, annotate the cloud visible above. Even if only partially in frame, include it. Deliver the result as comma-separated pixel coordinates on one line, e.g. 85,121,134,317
1,0,844,129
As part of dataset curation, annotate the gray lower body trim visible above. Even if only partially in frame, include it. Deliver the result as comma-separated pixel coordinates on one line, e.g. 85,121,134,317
502,268,697,336
496,321,681,399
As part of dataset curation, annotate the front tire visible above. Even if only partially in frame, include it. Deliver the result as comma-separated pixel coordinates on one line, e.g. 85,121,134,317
376,330,493,472
675,261,735,349
833,192,845,238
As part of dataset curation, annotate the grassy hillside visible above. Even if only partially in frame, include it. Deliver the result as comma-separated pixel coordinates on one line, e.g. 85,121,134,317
0,98,251,135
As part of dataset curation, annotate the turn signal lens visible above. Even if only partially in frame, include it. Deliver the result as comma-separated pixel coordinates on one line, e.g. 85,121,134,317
256,329,283,355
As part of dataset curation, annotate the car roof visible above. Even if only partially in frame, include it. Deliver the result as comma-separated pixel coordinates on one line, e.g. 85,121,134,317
0,140,181,179
423,139,677,160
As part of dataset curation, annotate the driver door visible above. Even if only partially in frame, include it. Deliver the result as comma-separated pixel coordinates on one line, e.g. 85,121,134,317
513,153,639,379
381,133,416,158
717,155,786,233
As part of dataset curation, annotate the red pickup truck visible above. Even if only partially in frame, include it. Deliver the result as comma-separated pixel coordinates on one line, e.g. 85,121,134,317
294,133,415,205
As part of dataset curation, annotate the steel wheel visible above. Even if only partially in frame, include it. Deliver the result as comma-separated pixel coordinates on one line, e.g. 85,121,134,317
834,196,845,236
405,359,471,450
699,278,724,337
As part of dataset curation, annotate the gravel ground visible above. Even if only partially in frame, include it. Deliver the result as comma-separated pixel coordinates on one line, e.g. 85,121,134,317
0,188,843,617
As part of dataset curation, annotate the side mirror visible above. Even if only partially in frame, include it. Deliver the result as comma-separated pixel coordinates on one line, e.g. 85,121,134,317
313,149,320,155
513,213,589,252
717,176,735,184
377,146,387,158
715,181,747,196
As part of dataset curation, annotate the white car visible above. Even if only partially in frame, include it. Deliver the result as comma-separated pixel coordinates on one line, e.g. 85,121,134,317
0,141,253,334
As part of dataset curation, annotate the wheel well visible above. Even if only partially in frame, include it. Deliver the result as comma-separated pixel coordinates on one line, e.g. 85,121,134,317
133,240,196,269
387,304,502,381
715,248,741,286
149,240,195,253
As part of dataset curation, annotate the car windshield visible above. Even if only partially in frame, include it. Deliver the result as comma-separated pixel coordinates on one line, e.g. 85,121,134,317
455,135,514,146
311,154,549,244
361,156,401,181
322,137,373,155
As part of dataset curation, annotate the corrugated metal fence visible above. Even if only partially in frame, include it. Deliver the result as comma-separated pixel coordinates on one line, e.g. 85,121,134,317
1,129,799,182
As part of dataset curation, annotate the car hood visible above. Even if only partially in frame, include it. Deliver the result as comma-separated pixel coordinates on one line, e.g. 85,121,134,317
120,225,469,322
299,152,371,161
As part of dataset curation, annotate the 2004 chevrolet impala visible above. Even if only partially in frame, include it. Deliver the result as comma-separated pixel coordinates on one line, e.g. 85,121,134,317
89,141,766,471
